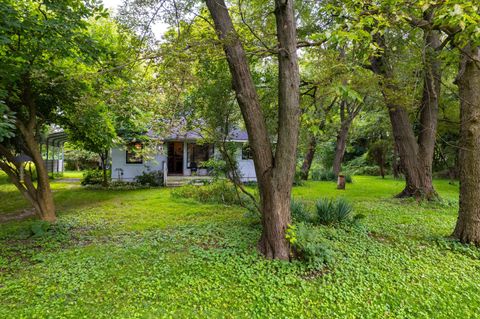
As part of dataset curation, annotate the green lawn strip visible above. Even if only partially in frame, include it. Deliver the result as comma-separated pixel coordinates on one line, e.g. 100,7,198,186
0,176,479,318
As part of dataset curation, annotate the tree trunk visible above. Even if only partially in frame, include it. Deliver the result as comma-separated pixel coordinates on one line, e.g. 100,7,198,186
333,114,352,176
392,142,401,179
379,155,385,179
453,45,480,244
100,150,108,187
205,0,300,260
370,31,439,200
416,27,441,199
300,134,316,180
0,131,56,222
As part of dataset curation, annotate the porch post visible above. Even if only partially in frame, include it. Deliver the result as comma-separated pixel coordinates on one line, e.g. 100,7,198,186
183,141,188,176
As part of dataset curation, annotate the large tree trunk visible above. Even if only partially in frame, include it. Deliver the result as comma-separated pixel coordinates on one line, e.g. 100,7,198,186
416,27,441,198
371,30,440,199
300,134,316,180
453,45,480,244
0,130,56,222
206,0,300,260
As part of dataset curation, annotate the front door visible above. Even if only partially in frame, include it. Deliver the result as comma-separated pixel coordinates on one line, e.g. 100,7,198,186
168,142,183,175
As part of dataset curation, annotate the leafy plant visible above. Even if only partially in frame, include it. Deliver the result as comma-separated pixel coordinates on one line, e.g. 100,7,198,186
315,198,353,226
287,223,335,267
81,169,107,186
135,170,164,187
171,180,247,206
293,169,305,186
290,198,312,223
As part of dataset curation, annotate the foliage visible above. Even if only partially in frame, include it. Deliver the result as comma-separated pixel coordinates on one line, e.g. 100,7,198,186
315,198,354,226
134,170,164,187
171,180,247,206
293,169,305,186
0,104,15,142
290,199,312,223
287,223,335,267
199,158,226,181
63,144,99,170
81,169,109,186
1,173,479,317
311,169,336,182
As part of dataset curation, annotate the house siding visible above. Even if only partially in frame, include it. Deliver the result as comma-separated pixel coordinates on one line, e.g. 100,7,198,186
110,142,257,182
111,147,166,182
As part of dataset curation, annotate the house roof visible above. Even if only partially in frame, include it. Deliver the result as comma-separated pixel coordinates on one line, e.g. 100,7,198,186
161,127,249,142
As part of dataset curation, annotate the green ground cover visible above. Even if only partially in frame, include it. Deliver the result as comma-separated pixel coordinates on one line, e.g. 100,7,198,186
0,173,479,318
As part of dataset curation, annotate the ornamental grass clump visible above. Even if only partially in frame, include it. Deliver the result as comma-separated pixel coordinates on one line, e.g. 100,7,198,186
290,198,312,223
315,197,353,226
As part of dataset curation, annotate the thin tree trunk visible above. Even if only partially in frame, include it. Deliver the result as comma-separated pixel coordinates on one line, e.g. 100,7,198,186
100,150,108,187
379,155,385,179
300,134,316,180
332,119,351,176
453,45,480,244
205,0,300,260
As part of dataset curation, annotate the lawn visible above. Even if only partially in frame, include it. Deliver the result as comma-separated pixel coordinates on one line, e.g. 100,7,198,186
1,173,479,318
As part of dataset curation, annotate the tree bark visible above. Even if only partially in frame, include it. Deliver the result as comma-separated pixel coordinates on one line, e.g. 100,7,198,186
205,0,300,260
100,150,108,187
416,26,441,198
332,121,350,177
453,45,480,244
0,132,56,222
370,30,440,200
300,134,316,180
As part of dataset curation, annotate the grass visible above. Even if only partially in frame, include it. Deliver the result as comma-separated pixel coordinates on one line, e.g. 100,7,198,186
1,172,479,318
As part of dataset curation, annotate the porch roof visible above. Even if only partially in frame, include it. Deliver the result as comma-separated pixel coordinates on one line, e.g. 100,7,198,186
161,128,249,142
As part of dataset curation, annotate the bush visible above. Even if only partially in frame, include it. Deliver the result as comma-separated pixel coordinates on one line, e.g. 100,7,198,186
293,169,305,186
171,180,246,206
344,174,353,183
286,223,335,267
351,165,381,176
81,169,106,186
315,198,353,226
135,170,164,187
290,199,312,223
311,169,335,181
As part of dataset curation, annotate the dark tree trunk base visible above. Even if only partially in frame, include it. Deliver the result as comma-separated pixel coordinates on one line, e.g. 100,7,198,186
394,186,439,201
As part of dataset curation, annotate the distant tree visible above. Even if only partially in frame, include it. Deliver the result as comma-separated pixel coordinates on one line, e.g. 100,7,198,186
0,0,106,221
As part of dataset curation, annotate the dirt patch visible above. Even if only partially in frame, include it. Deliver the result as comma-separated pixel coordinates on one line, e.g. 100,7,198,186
368,231,394,244
0,209,36,224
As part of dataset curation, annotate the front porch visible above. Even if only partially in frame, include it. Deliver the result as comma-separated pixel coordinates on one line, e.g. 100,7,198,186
165,175,214,187
165,140,214,177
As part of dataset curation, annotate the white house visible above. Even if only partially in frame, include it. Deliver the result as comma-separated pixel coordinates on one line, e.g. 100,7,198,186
110,129,257,184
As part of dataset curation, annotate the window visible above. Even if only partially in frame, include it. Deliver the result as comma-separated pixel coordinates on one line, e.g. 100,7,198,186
242,143,254,160
126,142,143,164
188,143,212,167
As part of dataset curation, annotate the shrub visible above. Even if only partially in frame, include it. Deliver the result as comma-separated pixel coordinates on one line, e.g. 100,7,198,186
351,165,381,176
290,199,312,223
81,169,105,186
286,223,335,267
311,169,336,182
135,170,164,187
171,180,246,206
293,169,305,186
315,197,353,226
311,169,321,181
344,174,353,183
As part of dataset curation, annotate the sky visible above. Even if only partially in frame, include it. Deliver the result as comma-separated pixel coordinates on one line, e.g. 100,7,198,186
102,0,168,38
